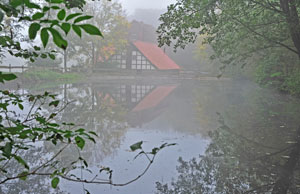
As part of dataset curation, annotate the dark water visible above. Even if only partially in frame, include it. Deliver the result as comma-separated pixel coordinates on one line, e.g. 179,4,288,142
3,79,300,194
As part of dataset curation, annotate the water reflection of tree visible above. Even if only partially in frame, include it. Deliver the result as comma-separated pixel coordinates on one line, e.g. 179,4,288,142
55,84,128,164
157,82,300,194
156,117,300,193
2,83,129,193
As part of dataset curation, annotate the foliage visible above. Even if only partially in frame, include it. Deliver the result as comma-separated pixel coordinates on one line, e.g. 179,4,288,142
158,0,299,57
158,0,300,94
282,69,300,95
0,0,102,62
66,1,130,68
0,77,97,186
192,35,221,74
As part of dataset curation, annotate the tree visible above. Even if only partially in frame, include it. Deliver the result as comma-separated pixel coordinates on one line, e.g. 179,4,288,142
67,1,130,69
158,0,300,56
157,0,300,94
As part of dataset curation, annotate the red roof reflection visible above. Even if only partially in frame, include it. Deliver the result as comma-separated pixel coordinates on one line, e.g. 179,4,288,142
132,85,177,112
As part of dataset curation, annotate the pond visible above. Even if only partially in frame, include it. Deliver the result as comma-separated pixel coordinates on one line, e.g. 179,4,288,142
2,78,300,194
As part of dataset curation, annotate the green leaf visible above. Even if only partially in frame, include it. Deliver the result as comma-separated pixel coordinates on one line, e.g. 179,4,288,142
28,23,41,40
151,147,159,155
43,6,50,12
38,133,43,140
34,46,41,51
49,100,59,107
84,189,91,194
82,159,88,167
14,155,29,169
79,24,102,37
49,28,68,49
24,0,41,9
0,73,17,82
0,11,4,23
48,53,56,60
7,127,22,135
2,90,9,95
29,96,35,102
88,137,96,143
40,28,49,48
50,0,63,3
72,25,81,37
18,171,28,181
40,53,47,58
3,142,12,158
75,128,85,133
57,9,66,21
18,103,24,110
36,116,46,124
270,72,282,78
130,141,143,151
32,12,45,20
48,113,57,119
74,15,93,23
51,177,60,188
52,139,57,145
48,123,59,127
88,131,98,136
66,13,82,21
10,0,24,8
51,6,60,9
61,23,71,35
75,136,85,150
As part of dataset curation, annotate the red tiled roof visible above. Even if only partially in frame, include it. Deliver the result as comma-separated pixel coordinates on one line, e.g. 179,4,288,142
133,41,181,70
132,85,177,112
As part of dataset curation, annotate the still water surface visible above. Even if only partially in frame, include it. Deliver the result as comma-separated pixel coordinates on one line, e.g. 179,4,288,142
4,79,300,194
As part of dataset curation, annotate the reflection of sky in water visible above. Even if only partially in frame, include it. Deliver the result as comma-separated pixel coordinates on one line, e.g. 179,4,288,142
62,129,209,194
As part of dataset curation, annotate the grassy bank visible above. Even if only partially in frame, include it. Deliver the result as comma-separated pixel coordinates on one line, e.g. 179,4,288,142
13,69,84,90
20,69,83,82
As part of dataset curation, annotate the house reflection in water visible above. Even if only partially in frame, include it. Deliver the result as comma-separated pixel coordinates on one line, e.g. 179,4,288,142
95,83,178,127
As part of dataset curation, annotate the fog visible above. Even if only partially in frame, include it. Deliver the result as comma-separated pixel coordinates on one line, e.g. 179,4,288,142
119,0,175,14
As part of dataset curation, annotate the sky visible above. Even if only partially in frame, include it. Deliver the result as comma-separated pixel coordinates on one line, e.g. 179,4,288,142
119,0,176,14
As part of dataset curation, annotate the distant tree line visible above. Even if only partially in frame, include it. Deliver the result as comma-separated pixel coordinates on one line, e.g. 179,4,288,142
158,0,300,95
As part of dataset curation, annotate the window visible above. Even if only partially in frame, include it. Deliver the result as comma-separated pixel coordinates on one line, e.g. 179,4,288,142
130,84,155,103
130,50,156,70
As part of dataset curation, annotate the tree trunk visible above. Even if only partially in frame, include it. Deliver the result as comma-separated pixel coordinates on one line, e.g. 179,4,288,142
64,49,67,73
280,0,300,58
92,42,95,68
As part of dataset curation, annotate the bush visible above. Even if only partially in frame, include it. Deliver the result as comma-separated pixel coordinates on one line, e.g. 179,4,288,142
282,69,300,96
